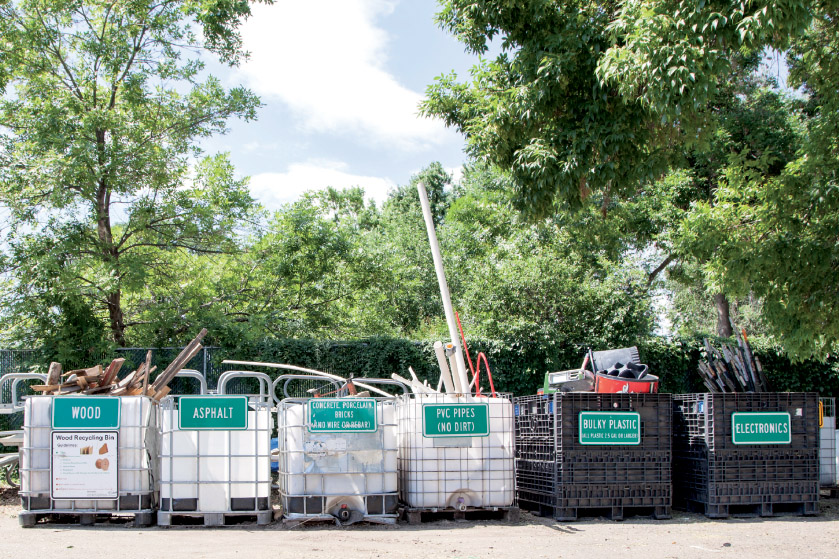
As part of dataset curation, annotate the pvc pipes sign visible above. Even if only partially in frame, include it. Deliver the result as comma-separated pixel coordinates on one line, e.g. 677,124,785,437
732,412,791,444
51,431,118,499
579,412,641,445
423,404,489,437
178,396,249,430
52,397,120,430
308,398,377,432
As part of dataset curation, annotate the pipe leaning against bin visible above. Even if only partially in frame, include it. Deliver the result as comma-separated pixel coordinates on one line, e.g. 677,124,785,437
416,181,470,394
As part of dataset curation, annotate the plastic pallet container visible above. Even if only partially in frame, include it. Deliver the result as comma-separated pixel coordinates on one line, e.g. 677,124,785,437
514,393,672,520
672,392,819,517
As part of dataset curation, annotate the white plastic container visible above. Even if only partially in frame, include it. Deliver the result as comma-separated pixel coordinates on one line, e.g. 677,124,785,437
277,386,399,523
820,397,837,486
157,371,272,525
397,393,515,509
19,395,157,524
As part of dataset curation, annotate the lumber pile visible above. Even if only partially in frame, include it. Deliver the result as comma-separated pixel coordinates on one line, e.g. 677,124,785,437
697,327,769,393
29,329,207,401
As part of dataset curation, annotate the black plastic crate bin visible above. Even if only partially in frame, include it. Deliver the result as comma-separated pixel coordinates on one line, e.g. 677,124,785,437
672,392,819,517
514,393,672,521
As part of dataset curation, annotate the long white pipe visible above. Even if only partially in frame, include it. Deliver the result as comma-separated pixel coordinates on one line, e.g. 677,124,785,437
433,341,455,393
416,182,470,394
221,360,391,397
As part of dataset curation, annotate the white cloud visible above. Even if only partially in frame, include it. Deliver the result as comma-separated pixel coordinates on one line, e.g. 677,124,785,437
237,0,450,150
248,161,395,210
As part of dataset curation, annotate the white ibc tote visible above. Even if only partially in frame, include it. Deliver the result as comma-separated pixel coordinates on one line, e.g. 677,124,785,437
275,375,401,524
820,397,838,486
19,394,158,526
397,392,515,509
157,370,272,526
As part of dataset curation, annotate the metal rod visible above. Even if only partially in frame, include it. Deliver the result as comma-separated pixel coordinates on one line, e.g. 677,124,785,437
416,182,470,394
221,360,391,397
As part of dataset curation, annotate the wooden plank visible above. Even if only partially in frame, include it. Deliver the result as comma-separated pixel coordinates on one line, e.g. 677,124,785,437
151,329,207,391
102,358,125,387
152,386,171,402
141,350,152,396
45,362,62,395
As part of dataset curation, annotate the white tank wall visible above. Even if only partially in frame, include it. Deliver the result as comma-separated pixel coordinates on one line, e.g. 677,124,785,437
159,402,271,513
277,400,398,515
20,395,157,512
397,394,515,509
820,416,837,486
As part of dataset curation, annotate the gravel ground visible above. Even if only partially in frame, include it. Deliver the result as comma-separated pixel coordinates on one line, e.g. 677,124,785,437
0,489,837,559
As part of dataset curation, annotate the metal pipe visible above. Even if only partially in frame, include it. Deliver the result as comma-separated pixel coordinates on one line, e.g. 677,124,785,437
221,360,392,397
433,341,455,393
416,182,470,394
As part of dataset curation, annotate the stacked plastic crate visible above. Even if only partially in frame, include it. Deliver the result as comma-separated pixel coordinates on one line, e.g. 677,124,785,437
673,392,820,518
515,393,672,521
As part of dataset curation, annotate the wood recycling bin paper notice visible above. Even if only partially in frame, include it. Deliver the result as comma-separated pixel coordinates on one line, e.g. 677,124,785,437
51,431,118,499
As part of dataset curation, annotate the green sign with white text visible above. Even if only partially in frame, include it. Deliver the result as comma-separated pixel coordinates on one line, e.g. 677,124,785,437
731,412,791,444
308,398,377,432
179,396,249,430
579,411,641,445
423,404,489,437
52,397,121,430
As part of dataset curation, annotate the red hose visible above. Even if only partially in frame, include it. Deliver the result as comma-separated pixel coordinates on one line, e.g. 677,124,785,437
455,311,497,397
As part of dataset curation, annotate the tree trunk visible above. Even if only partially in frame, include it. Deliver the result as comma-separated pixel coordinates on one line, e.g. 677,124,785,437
94,132,126,346
714,293,733,337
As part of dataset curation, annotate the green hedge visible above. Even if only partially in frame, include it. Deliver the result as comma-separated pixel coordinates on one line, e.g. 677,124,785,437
213,335,839,398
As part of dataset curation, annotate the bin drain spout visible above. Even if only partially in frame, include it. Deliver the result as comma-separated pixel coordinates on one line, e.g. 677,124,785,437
457,497,467,512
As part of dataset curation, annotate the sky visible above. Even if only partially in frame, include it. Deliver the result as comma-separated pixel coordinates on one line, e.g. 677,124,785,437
200,0,481,210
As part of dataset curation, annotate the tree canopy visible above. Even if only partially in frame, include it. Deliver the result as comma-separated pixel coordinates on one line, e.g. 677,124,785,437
0,0,267,348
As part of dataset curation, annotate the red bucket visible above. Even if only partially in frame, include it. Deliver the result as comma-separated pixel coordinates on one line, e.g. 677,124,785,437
593,372,659,394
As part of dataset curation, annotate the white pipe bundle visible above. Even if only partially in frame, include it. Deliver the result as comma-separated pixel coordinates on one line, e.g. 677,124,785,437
417,182,471,394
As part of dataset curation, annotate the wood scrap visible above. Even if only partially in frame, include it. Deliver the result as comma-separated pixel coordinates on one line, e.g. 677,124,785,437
43,362,62,395
23,328,208,399
151,328,207,392
141,350,152,396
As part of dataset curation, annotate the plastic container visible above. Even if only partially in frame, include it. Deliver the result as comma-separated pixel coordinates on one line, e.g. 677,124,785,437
819,397,837,486
673,392,820,517
19,395,157,525
157,371,271,525
276,376,400,524
397,393,515,510
514,392,672,520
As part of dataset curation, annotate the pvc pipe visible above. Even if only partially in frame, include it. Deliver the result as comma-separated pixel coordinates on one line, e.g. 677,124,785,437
433,341,455,393
221,360,392,397
417,182,470,394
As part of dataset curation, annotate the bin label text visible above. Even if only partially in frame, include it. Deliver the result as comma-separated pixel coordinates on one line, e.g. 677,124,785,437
52,397,120,430
179,396,249,430
423,404,489,437
308,398,377,432
51,431,118,499
731,412,791,444
579,411,641,445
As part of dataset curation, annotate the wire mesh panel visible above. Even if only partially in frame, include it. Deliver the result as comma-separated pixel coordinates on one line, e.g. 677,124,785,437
673,392,820,515
19,396,157,515
277,397,399,522
397,393,515,509
157,397,271,518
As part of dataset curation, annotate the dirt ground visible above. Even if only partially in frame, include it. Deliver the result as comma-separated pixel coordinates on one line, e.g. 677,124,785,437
1,490,838,559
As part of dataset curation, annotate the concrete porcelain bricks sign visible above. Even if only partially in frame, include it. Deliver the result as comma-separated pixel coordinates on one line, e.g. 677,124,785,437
308,398,378,432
